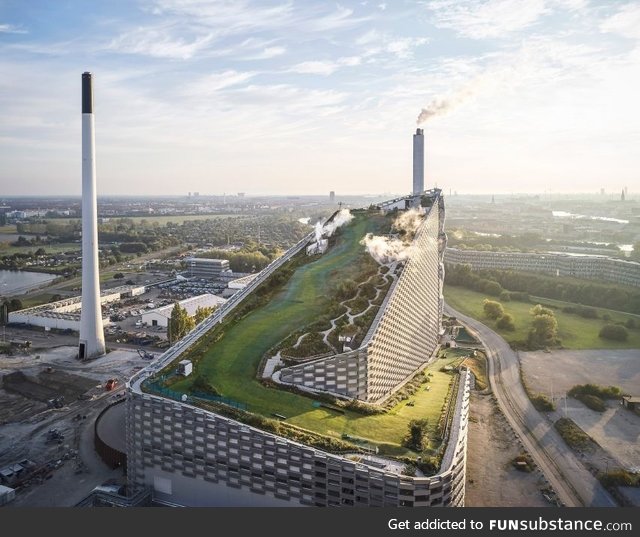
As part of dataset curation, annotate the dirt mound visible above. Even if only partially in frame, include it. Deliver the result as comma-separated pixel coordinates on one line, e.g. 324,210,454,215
2,369,98,403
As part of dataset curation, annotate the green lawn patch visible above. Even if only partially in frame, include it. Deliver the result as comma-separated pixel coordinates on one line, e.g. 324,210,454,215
444,285,640,350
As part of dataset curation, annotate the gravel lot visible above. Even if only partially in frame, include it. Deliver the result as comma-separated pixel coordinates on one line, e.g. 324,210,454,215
521,349,640,474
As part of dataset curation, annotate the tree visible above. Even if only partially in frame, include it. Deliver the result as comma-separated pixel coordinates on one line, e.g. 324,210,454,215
483,299,504,320
168,302,195,344
483,281,503,297
497,313,515,331
599,324,628,341
404,419,429,451
529,313,558,347
194,305,215,325
530,304,554,317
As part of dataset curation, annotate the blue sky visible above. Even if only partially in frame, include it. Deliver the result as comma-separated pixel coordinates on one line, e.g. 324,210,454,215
0,0,639,196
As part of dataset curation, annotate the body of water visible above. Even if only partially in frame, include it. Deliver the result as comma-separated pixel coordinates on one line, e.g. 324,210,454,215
552,211,629,224
0,270,57,296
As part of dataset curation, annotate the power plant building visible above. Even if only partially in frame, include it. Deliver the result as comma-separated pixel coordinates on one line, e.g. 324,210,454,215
125,189,466,508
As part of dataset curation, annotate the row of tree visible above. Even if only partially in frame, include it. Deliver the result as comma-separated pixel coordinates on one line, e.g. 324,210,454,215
445,263,640,314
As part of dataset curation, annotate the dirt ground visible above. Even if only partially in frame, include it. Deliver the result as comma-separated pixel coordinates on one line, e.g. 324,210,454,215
0,345,141,506
521,349,640,475
521,349,640,396
465,392,550,507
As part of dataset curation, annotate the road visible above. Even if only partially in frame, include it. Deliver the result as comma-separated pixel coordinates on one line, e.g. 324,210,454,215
446,304,617,507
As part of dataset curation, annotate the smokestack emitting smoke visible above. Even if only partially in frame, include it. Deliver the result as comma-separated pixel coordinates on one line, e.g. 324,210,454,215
79,72,106,359
361,209,424,264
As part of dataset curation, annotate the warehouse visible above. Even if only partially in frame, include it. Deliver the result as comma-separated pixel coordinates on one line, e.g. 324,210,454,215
141,293,227,328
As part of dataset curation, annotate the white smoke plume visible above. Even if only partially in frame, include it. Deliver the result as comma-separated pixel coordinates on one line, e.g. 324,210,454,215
417,85,476,125
314,220,324,242
392,208,424,234
322,209,353,237
360,234,414,265
361,209,424,264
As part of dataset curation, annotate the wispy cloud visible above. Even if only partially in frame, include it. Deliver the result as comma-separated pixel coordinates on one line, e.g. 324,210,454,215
289,56,361,76
107,24,217,59
0,23,27,34
426,0,549,39
600,3,640,40
241,45,286,60
184,70,257,96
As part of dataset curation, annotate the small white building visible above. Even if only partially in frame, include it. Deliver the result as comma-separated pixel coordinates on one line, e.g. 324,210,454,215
177,360,193,377
141,294,227,328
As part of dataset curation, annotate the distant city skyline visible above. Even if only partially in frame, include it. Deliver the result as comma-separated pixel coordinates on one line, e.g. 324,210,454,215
1,0,639,196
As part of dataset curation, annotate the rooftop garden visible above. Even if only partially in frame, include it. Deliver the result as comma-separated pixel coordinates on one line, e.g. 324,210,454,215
144,206,459,470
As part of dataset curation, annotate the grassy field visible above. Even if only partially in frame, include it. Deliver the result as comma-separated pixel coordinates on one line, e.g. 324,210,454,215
167,212,462,454
444,285,640,350
0,242,80,256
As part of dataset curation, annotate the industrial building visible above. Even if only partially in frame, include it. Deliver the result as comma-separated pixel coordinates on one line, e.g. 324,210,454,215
279,191,446,403
186,258,231,280
141,294,227,328
125,190,467,508
445,248,640,288
8,285,145,331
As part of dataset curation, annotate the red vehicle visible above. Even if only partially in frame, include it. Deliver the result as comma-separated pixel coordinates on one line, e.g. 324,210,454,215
105,378,118,391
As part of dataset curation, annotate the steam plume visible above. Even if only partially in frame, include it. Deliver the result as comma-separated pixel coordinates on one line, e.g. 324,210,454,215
361,209,424,264
393,208,424,234
323,209,353,236
360,234,414,264
416,82,478,125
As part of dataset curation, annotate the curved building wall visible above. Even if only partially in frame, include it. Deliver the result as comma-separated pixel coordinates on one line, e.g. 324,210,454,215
125,368,470,507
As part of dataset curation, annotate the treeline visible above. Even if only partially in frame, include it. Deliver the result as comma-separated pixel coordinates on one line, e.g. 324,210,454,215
198,248,277,273
445,263,640,314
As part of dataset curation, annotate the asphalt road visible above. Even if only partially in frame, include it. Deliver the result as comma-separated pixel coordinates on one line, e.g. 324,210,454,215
446,304,617,508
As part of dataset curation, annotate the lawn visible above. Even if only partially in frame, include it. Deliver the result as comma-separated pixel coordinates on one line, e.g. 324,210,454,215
0,242,80,256
444,285,640,350
164,212,461,454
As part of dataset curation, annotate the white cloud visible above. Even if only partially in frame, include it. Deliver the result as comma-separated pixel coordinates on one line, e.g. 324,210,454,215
184,70,257,96
107,25,216,59
0,23,27,34
289,56,362,76
386,37,429,58
427,0,549,39
243,45,286,59
600,3,640,40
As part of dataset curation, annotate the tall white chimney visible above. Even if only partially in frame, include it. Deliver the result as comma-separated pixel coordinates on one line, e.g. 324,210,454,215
79,72,105,359
413,128,424,194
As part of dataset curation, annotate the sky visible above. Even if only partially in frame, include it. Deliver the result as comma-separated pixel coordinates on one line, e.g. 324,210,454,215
0,0,639,196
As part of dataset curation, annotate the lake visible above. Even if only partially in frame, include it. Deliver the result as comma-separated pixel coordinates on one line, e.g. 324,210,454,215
0,270,57,296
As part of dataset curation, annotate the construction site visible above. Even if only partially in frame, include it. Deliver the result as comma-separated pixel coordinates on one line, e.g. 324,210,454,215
0,344,146,506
